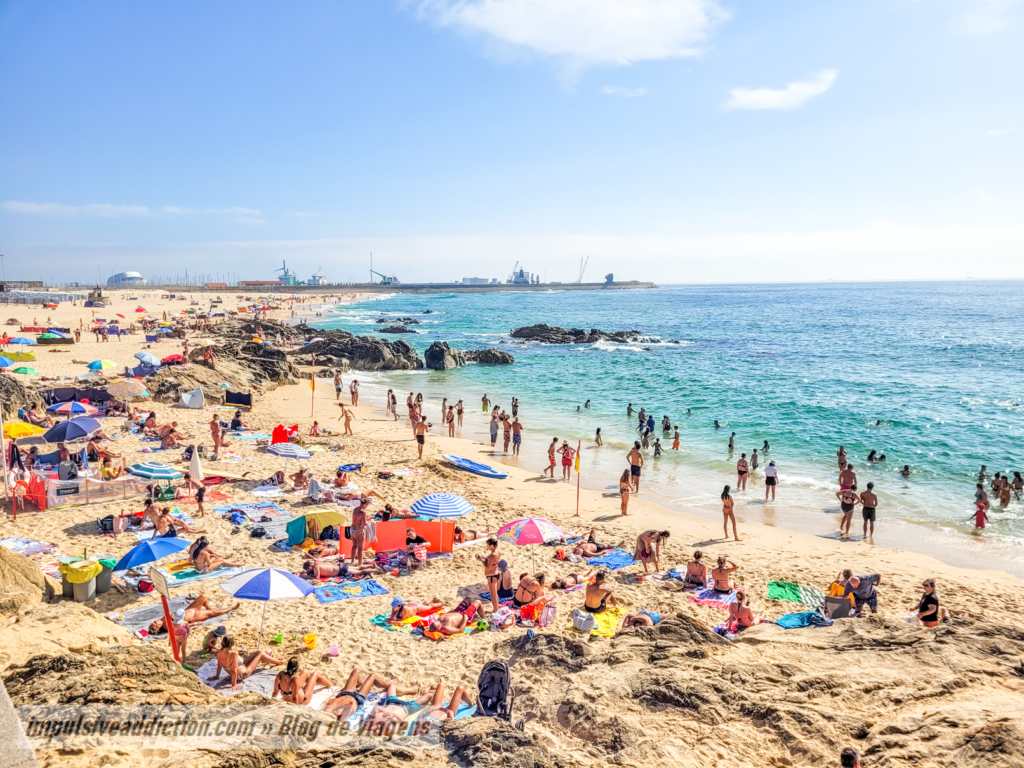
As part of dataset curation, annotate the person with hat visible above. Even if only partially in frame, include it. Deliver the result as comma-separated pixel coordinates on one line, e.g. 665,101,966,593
388,596,444,622
203,624,228,653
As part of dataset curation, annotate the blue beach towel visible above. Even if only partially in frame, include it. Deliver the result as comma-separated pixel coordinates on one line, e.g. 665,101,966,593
0,537,54,556
586,548,634,571
337,463,364,472
775,611,833,629
233,433,272,440
315,580,389,604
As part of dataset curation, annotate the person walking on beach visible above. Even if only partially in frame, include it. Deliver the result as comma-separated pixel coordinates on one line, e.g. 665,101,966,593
627,442,644,493
349,379,359,406
339,405,354,435
860,482,879,538
839,463,857,491
478,538,502,612
619,469,631,515
722,486,738,540
329,370,342,401
736,453,749,491
489,413,499,448
544,437,558,478
441,398,448,422
559,440,575,482
764,461,778,500
389,390,398,420
511,417,523,456
595,428,603,446
836,487,860,538
414,419,430,460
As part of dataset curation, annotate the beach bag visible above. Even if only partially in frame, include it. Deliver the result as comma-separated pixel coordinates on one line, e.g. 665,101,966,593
137,578,155,593
414,544,428,561
475,660,514,722
99,515,115,533
572,608,596,633
157,485,176,502
321,525,338,541
538,603,557,628
520,603,539,622
181,446,194,461
57,461,78,481
197,444,207,459
113,515,132,533
249,526,267,539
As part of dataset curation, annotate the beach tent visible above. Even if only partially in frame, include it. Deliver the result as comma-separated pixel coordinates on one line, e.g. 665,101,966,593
225,391,253,410
176,387,205,409
286,509,347,546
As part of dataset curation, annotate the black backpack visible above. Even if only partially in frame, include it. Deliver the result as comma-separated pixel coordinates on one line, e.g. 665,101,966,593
475,660,517,724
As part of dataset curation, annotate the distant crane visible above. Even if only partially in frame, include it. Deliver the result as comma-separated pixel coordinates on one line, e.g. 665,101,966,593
506,261,520,284
369,252,399,285
575,256,589,284
274,260,297,286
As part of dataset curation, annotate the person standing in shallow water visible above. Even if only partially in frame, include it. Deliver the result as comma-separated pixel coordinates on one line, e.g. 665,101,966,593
627,441,644,493
764,460,778,501
736,453,749,491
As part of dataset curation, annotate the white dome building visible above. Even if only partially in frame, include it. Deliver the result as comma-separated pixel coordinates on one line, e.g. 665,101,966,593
106,271,147,288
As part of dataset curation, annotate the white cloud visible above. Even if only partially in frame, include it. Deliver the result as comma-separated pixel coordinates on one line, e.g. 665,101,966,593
414,0,729,75
602,86,648,97
291,211,319,218
723,69,837,112
1,201,151,217
954,0,1021,34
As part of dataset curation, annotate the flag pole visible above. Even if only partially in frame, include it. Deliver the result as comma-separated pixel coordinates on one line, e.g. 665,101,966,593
310,374,315,418
574,440,581,516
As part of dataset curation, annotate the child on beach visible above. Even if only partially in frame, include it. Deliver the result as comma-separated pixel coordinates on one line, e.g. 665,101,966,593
967,503,989,531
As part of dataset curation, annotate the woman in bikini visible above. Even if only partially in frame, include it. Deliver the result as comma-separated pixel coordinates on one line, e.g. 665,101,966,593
736,453,749,491
711,556,738,594
147,594,239,635
550,568,596,590
618,469,631,516
273,658,333,705
413,681,477,724
215,636,285,692
446,406,456,437
728,589,757,630
572,530,622,558
478,538,502,612
722,485,738,541
188,537,244,574
323,668,419,722
632,530,670,574
684,550,708,587
456,400,464,427
453,526,497,544
513,573,547,608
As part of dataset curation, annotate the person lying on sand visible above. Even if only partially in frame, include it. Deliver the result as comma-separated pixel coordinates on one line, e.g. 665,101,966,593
453,526,499,544
273,658,334,706
323,668,419,721
368,681,476,730
584,571,618,614
375,503,417,521
389,596,443,622
622,609,663,628
572,529,623,558
711,557,739,594
684,551,708,586
550,569,596,590
215,636,284,692
188,537,244,574
427,598,485,636
414,681,477,724
300,559,382,580
148,594,238,635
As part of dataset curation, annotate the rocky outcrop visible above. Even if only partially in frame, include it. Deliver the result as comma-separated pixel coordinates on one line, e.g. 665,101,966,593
465,349,514,365
443,718,582,768
376,317,420,325
292,334,423,371
378,325,417,334
425,341,467,370
0,376,43,420
0,545,54,617
509,324,653,344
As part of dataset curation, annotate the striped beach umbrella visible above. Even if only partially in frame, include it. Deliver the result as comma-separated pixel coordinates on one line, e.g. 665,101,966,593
264,443,311,459
410,493,474,518
219,568,314,649
47,401,99,419
107,379,149,399
87,359,117,370
126,462,184,480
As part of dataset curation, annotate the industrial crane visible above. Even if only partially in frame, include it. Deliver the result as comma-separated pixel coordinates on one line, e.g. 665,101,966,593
574,256,589,283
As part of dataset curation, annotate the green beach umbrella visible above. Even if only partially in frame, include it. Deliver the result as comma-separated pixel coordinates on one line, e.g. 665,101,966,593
38,333,61,339
11,366,38,375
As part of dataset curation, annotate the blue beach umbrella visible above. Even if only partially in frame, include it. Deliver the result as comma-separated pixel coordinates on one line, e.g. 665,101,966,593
126,462,183,480
7,337,36,345
219,568,314,649
112,537,190,572
0,356,13,368
134,352,161,367
42,417,101,443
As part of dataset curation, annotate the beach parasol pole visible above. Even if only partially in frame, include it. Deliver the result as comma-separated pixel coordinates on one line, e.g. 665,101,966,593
575,440,581,516
258,599,268,651
0,405,9,510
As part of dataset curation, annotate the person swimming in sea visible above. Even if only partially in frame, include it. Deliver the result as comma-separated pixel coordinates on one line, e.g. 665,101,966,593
762,440,770,452
901,465,912,477
653,439,662,457
714,420,721,429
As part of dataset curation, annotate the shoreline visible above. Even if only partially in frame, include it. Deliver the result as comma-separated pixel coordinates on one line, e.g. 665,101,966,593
306,301,1024,581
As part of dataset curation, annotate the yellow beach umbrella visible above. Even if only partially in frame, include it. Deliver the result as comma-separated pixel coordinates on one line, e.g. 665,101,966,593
3,422,44,439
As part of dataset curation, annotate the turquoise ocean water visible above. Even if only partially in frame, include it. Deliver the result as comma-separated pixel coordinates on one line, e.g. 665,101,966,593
312,282,1024,576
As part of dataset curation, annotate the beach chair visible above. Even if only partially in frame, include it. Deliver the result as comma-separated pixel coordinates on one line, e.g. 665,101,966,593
824,596,853,619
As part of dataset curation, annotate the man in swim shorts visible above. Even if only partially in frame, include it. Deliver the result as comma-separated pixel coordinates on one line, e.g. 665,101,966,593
511,418,523,456
544,437,558,478
859,482,878,538
414,420,430,460
627,442,644,493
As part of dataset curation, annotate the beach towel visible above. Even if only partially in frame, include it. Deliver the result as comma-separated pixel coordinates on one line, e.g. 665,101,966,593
196,659,277,697
689,586,739,610
177,489,231,504
213,501,284,516
569,605,625,638
767,581,826,609
232,433,271,440
775,611,833,630
585,548,634,571
0,537,54,556
153,559,245,587
369,605,444,635
109,596,234,641
30,550,71,577
314,580,389,604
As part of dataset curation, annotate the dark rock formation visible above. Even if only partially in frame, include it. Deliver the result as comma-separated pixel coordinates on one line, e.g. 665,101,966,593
0,376,43,419
292,334,423,371
378,325,417,334
509,323,653,344
425,341,467,370
443,718,582,768
376,317,420,325
465,349,514,365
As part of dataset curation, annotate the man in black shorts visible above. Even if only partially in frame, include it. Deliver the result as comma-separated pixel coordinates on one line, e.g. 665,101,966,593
627,442,644,493
860,482,878,538
414,420,430,460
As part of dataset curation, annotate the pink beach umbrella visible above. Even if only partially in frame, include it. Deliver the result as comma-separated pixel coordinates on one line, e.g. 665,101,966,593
497,517,565,571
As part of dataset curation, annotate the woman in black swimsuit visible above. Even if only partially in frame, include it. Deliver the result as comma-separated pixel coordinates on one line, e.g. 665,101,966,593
273,658,332,705
513,573,545,607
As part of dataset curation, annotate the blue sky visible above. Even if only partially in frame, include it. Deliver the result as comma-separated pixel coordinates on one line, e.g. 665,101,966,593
1,0,1021,285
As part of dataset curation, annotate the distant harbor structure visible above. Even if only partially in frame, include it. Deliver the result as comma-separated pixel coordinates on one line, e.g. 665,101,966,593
106,271,147,288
